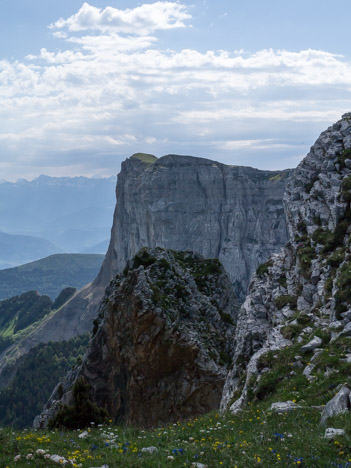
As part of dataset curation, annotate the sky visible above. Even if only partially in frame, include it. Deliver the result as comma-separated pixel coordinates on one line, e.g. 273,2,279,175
1,0,351,181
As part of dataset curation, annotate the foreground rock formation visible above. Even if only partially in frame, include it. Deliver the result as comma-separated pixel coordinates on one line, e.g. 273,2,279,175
221,113,351,412
35,248,238,427
0,155,289,383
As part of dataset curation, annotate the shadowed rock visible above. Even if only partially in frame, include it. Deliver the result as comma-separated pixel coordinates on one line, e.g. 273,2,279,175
35,248,238,428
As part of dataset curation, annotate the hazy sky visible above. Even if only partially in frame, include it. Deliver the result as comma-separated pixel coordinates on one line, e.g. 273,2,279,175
1,0,351,181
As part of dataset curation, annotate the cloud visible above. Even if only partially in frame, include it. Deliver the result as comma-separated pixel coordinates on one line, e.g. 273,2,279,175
0,2,351,180
50,1,191,34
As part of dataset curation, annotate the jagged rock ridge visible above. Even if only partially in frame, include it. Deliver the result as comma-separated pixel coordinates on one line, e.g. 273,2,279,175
221,113,351,412
35,248,238,428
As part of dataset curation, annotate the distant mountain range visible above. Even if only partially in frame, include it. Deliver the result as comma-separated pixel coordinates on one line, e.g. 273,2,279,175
0,253,104,300
0,175,115,267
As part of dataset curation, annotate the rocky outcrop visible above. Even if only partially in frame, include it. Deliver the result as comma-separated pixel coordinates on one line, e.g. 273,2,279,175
0,154,289,384
35,248,238,428
221,113,351,412
320,387,350,425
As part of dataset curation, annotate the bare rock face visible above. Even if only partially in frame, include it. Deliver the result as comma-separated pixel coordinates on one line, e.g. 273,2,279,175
221,113,351,412
37,248,238,428
96,154,290,301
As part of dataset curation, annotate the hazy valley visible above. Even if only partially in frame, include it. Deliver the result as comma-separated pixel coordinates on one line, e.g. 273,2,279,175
0,175,115,268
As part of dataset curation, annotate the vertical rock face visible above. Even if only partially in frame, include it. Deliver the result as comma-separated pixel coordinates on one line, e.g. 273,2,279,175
221,113,351,412
0,154,289,386
96,154,290,300
36,248,238,427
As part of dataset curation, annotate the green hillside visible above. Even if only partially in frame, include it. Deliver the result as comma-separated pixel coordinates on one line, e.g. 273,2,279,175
0,253,104,300
0,289,77,354
0,291,52,339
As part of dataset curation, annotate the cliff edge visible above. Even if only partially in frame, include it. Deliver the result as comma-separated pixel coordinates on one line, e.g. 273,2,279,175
221,113,351,412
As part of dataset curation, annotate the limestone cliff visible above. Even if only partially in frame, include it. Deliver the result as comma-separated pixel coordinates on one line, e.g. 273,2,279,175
0,155,289,381
35,248,238,428
221,113,351,412
96,154,290,301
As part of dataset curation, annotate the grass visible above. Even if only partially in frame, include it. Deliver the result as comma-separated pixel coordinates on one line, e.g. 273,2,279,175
256,260,273,278
2,404,351,467
3,337,351,467
131,153,157,164
297,244,315,277
338,148,351,170
341,176,351,203
335,260,351,316
275,295,297,310
268,170,291,182
250,335,349,407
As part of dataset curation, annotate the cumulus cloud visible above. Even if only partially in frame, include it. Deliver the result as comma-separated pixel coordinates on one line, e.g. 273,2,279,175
0,1,351,180
50,1,191,34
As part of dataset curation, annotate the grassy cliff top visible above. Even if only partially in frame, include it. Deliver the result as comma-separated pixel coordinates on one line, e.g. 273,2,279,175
131,153,157,164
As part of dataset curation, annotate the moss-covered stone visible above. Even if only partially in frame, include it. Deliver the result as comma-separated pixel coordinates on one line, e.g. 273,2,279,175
341,175,351,202
312,227,333,245
335,261,351,317
327,248,345,268
256,260,273,277
275,295,297,310
296,244,315,276
133,249,157,269
338,148,351,169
